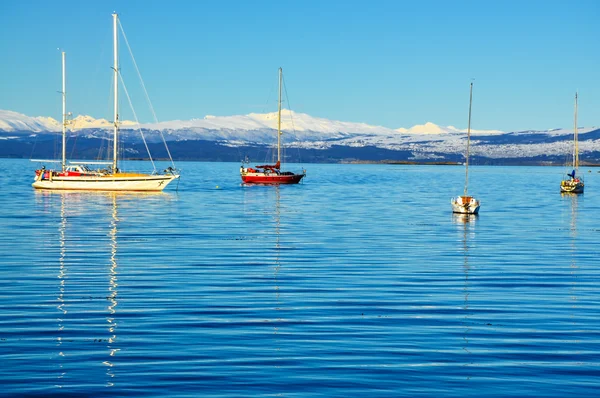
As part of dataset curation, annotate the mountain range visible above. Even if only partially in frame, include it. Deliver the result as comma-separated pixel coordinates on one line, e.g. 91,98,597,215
1,109,599,165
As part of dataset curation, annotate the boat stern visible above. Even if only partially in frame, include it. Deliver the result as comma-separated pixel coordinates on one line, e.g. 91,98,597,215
451,196,480,215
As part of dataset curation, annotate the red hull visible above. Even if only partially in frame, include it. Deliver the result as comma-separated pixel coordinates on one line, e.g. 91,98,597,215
241,173,304,184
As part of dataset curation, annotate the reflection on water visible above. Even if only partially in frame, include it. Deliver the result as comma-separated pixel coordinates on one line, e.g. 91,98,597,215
274,186,281,336
242,185,285,371
103,194,119,385
273,186,283,373
34,190,172,389
3,162,599,397
453,213,477,379
564,194,579,330
56,193,67,386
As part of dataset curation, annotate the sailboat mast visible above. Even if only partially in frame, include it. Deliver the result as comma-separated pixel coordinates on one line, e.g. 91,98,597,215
112,13,119,173
61,51,66,172
574,92,578,170
277,67,282,163
464,82,473,196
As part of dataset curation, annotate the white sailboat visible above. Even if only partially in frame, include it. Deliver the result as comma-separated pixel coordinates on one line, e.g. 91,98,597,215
560,92,584,194
240,67,306,184
33,13,179,191
451,82,480,215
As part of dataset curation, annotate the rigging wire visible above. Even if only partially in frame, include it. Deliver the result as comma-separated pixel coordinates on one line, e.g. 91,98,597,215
282,73,303,165
119,71,157,172
261,78,276,164
118,20,176,169
261,78,276,114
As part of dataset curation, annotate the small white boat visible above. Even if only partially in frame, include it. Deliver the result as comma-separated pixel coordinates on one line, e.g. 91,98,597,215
451,195,480,215
560,92,584,194
452,82,480,214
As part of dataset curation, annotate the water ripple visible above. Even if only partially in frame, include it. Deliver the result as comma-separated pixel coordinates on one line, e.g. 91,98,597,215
0,161,599,396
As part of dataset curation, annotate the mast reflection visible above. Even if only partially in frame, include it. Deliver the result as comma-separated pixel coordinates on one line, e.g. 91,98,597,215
274,186,281,338
453,213,477,378
103,193,120,385
564,193,578,324
242,185,284,361
37,190,171,389
56,192,67,385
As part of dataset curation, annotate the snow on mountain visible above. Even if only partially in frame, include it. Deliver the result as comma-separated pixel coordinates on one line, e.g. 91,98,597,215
0,110,60,132
0,108,503,138
0,110,142,133
3,108,600,162
395,122,504,135
445,125,505,135
143,109,397,137
70,115,137,129
331,126,600,160
403,122,449,134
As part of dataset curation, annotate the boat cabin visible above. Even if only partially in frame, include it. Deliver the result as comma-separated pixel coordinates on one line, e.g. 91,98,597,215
60,164,96,176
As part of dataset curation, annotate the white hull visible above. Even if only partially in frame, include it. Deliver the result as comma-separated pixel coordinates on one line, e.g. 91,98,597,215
32,174,179,191
451,203,480,214
32,15,179,194
451,197,480,215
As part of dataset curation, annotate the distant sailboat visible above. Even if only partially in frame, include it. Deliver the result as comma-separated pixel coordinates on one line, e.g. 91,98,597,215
451,82,480,214
560,93,584,194
240,67,306,184
32,13,179,191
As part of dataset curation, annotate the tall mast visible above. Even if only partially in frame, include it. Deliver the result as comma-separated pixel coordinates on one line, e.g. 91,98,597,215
277,67,282,163
574,92,578,170
112,13,119,172
61,51,66,172
464,82,473,196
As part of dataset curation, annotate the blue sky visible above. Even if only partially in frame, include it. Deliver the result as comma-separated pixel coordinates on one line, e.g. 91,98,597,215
0,0,598,132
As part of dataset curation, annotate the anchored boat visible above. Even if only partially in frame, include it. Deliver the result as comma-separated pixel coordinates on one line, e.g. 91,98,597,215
560,93,584,194
32,13,179,191
240,68,305,184
451,82,480,215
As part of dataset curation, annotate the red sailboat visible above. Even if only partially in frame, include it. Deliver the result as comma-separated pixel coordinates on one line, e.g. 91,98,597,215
240,68,306,184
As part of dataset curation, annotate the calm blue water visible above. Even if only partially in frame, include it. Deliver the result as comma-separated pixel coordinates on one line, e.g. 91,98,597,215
1,158,599,397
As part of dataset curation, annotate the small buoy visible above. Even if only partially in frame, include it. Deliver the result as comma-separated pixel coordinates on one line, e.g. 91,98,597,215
216,185,219,189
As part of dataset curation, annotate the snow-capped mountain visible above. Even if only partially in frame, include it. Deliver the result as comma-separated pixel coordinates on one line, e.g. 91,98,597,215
396,122,504,135
69,115,138,129
1,108,599,163
0,110,137,133
0,108,502,136
145,109,398,136
0,110,61,132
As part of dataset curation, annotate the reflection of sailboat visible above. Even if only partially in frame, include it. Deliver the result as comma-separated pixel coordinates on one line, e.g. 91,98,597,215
452,82,480,214
453,213,476,376
103,193,120,385
33,13,179,191
565,194,578,318
273,186,282,337
560,93,584,194
48,191,130,388
56,193,68,384
240,68,306,184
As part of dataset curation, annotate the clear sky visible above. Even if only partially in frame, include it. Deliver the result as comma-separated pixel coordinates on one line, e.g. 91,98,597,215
0,0,598,132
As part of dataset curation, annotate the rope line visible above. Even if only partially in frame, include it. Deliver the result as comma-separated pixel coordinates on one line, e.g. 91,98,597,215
282,73,302,165
118,20,176,169
119,71,156,172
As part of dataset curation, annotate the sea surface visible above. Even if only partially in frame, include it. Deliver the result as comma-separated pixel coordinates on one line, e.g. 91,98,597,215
1,158,599,397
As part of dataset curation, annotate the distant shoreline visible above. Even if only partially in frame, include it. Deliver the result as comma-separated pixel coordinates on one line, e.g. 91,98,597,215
12,156,600,167
341,160,461,165
342,160,600,167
